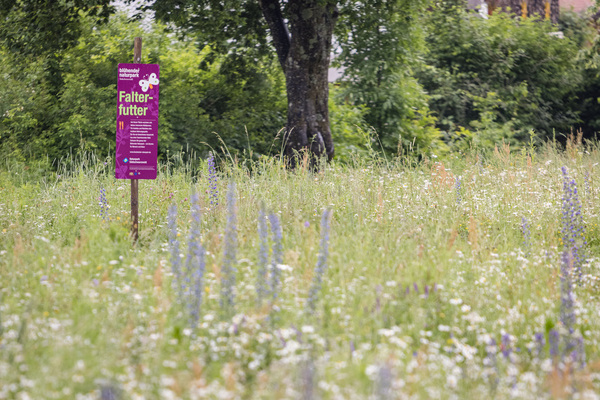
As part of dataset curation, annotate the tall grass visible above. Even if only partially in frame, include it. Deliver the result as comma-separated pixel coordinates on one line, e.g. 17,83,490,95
0,140,599,399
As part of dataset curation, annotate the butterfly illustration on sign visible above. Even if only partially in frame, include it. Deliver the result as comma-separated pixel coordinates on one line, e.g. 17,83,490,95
139,73,159,92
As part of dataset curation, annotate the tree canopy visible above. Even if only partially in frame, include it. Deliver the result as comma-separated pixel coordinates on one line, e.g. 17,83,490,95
0,0,113,55
2,0,600,165
144,0,432,164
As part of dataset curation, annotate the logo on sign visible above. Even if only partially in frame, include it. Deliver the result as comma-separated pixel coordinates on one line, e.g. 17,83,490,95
140,73,159,92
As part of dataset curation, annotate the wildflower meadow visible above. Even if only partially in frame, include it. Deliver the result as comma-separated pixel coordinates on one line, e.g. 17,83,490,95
1,141,600,399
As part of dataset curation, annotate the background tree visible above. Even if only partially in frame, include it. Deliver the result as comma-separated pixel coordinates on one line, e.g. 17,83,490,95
0,0,113,90
147,0,334,163
335,0,444,157
0,0,113,160
2,0,597,164
146,0,431,164
417,2,583,150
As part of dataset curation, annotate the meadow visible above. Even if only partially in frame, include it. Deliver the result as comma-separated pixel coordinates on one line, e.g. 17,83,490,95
0,141,599,399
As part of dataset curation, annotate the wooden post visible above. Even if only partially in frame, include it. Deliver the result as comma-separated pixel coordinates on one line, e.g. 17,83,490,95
131,37,142,242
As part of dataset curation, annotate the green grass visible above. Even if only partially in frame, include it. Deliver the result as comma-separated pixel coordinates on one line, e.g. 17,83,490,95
0,143,599,399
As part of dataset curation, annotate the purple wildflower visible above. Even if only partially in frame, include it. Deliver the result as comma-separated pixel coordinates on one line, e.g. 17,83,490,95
561,167,587,279
168,204,182,292
549,329,559,360
375,364,393,400
256,207,269,305
521,216,531,255
99,186,108,222
455,176,462,204
306,209,332,313
560,250,576,337
97,380,121,400
208,152,218,208
501,333,512,359
269,212,283,301
220,182,237,313
300,359,316,400
559,250,579,365
575,336,586,368
485,339,499,391
534,332,545,358
185,192,205,331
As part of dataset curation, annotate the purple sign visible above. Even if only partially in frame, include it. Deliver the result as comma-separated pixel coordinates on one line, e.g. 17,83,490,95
115,63,160,179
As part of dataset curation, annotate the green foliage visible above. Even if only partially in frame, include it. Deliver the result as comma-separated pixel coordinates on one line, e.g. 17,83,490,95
0,12,288,163
335,0,445,157
147,0,269,58
4,0,600,165
418,4,584,149
328,87,371,161
558,10,596,48
0,0,112,56
565,10,600,138
195,54,287,157
0,52,55,160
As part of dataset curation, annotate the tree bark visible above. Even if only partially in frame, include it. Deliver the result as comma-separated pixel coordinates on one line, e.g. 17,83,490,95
550,0,559,23
500,0,522,17
259,0,337,167
528,0,546,19
259,0,291,72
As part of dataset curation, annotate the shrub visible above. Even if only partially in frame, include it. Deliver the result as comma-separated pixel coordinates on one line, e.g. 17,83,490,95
418,3,584,148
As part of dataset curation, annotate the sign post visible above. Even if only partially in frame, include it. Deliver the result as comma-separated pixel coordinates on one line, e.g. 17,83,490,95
115,37,160,242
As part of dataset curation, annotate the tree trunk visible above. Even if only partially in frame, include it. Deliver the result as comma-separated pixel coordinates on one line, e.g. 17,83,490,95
550,0,559,23
259,0,337,167
528,0,546,18
285,0,336,164
501,0,522,17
